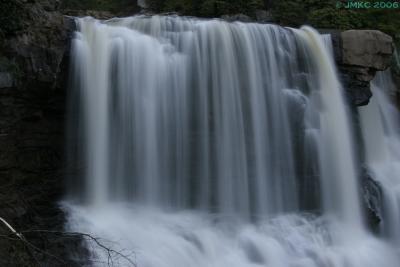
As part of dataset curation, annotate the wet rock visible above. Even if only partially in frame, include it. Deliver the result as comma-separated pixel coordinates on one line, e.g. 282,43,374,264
339,67,373,106
362,169,383,230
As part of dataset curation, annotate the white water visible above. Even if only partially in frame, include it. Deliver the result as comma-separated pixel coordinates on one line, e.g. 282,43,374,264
65,16,400,266
65,203,397,267
359,70,400,244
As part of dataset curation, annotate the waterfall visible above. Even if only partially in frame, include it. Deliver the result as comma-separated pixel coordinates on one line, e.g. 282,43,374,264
359,70,400,244
65,16,399,267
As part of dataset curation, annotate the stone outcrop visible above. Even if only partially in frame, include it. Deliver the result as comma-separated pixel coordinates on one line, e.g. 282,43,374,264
342,30,393,71
335,30,394,106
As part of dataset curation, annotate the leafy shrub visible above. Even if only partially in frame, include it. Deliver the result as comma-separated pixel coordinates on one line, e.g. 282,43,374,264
147,0,264,17
308,8,364,29
61,0,136,12
163,0,194,14
272,0,399,44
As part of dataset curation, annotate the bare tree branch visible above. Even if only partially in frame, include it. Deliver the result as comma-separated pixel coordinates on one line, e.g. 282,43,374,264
0,217,137,267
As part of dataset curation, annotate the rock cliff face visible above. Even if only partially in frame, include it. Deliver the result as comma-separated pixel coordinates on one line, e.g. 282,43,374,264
0,1,82,265
334,30,394,106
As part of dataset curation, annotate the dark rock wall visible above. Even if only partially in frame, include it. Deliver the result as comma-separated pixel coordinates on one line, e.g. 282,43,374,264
0,1,82,266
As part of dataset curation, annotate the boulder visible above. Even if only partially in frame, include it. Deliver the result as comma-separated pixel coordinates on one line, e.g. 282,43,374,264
342,30,393,73
333,30,395,106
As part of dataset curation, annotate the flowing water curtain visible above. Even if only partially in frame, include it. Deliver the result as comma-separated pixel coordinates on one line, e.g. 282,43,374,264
69,16,317,217
70,16,361,229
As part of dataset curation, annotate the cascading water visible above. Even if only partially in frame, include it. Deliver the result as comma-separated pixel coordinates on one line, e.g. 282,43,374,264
359,70,400,244
65,16,399,267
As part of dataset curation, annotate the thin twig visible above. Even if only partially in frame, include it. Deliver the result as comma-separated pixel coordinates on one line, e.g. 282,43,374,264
21,230,137,267
0,217,137,266
0,217,66,265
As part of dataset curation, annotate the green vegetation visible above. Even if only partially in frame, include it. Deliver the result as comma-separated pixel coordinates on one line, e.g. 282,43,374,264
146,0,265,17
272,0,400,44
61,0,136,12
146,0,400,45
